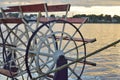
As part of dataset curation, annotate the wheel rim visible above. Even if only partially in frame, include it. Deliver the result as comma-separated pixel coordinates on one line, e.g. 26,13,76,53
2,23,33,79
25,20,86,80
0,26,5,67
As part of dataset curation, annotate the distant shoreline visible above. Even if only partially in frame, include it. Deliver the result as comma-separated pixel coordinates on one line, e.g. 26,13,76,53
0,12,120,23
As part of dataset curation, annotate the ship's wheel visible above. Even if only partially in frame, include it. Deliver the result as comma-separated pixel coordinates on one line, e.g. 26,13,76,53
25,20,86,80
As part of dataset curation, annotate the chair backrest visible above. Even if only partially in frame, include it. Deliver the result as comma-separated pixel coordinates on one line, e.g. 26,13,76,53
1,4,70,17
0,3,71,23
1,3,48,19
2,3,47,12
47,4,70,12
46,4,70,19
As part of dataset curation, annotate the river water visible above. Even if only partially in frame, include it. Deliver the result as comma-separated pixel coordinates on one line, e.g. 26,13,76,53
80,24,120,80
0,23,120,80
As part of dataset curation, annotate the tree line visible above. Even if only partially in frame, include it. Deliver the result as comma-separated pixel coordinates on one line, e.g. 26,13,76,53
0,12,120,23
73,14,120,23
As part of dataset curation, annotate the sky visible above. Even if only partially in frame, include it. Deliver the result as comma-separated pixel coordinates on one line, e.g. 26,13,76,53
0,0,120,16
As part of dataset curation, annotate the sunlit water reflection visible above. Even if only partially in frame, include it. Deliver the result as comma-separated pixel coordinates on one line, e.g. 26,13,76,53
80,24,120,80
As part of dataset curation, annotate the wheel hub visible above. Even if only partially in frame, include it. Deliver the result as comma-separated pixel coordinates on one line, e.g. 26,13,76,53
53,50,64,61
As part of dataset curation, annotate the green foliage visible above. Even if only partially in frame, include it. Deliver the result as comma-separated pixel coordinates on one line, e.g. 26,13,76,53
72,14,120,23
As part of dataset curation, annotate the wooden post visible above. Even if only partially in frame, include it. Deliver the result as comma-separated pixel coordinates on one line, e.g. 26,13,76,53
53,55,68,80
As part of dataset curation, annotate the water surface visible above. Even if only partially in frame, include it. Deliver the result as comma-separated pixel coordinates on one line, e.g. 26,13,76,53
80,24,120,80
0,23,120,80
